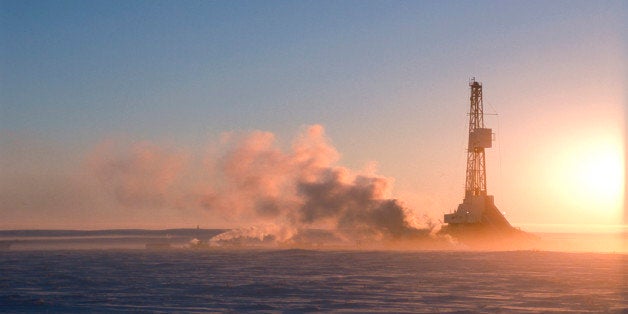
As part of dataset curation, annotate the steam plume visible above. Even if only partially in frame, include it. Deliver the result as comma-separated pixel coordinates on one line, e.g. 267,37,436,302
90,125,432,244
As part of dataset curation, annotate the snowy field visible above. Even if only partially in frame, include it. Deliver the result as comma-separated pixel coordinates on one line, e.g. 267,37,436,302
1,245,625,312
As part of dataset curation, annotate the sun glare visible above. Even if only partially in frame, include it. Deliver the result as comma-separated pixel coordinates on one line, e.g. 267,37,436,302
579,148,623,202
548,139,624,216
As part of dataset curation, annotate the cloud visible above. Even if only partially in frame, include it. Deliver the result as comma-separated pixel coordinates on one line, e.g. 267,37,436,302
88,125,432,242
88,140,190,209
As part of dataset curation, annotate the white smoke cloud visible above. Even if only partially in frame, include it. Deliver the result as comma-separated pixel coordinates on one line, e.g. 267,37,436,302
89,125,434,244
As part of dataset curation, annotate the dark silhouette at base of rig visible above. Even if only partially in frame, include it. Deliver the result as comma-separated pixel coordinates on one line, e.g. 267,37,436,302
440,79,530,247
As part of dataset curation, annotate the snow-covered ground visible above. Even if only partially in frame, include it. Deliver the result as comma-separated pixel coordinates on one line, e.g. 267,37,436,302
1,248,625,312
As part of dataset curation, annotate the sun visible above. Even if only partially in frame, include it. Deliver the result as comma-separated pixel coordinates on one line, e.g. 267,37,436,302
551,139,625,212
578,147,623,203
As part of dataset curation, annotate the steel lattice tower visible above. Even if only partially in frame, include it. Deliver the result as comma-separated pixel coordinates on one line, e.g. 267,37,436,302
465,79,487,198
443,78,512,229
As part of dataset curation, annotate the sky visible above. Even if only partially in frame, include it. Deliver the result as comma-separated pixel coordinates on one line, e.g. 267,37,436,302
1,0,625,231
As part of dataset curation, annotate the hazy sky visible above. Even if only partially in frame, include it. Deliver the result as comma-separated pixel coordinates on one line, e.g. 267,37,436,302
1,0,625,231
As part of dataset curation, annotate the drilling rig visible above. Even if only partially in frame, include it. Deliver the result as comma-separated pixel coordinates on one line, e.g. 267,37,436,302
443,79,512,232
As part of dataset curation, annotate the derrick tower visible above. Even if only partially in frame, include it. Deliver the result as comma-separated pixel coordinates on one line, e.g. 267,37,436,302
465,79,489,197
444,78,511,230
